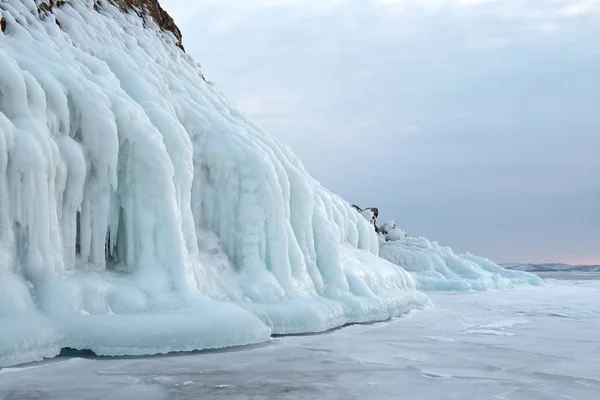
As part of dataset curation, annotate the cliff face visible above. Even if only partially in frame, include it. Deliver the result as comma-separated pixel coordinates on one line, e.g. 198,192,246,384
1,0,417,368
23,0,184,50
108,0,184,50
0,0,541,370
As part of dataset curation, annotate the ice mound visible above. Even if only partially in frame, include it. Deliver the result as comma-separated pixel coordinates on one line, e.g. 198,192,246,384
379,234,543,291
0,0,428,366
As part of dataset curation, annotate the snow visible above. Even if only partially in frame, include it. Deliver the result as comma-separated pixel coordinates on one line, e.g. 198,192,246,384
379,236,543,291
359,209,376,225
385,227,406,241
0,0,429,367
1,278,598,400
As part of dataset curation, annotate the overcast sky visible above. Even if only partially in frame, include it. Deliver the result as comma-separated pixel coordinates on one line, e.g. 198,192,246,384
160,0,599,264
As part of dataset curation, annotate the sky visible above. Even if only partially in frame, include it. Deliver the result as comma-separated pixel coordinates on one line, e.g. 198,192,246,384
160,0,600,264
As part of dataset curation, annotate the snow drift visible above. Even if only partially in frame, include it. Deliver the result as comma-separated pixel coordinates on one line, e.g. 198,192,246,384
0,0,429,367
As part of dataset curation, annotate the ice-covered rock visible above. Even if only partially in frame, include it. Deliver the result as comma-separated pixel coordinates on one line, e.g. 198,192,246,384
0,0,428,366
378,220,397,235
385,228,407,242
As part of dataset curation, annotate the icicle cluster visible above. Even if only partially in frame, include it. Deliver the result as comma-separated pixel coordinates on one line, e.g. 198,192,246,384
0,0,428,367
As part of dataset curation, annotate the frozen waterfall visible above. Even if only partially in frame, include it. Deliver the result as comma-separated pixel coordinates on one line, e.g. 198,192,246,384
0,0,428,367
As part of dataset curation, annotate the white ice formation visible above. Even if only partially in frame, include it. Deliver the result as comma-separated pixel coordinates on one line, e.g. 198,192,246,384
379,229,543,291
0,0,429,367
0,0,541,368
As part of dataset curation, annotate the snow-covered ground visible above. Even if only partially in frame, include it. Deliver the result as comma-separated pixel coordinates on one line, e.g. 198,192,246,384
2,276,598,400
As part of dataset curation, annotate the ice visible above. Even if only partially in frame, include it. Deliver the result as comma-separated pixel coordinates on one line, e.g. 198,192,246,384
0,0,428,367
379,235,543,291
1,279,599,400
385,227,406,241
349,209,542,291
359,209,376,227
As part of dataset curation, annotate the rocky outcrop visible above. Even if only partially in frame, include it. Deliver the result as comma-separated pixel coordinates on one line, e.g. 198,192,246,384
23,0,184,50
352,205,405,242
352,204,380,233
108,0,184,50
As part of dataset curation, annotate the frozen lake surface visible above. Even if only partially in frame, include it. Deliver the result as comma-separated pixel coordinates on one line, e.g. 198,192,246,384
1,278,599,400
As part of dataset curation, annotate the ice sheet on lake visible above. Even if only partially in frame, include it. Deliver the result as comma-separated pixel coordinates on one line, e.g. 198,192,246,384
1,280,598,400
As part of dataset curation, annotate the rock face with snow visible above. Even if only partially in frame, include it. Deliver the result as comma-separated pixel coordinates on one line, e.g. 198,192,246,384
0,0,429,367
108,0,184,49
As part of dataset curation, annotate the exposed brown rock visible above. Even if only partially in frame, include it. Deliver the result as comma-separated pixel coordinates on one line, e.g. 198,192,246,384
1,17,5,33
109,0,184,51
37,0,67,15
351,205,380,233
33,0,184,51
35,1,67,32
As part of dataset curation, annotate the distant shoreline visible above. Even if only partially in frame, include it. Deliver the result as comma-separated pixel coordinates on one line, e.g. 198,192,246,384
502,263,600,273
535,272,600,281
